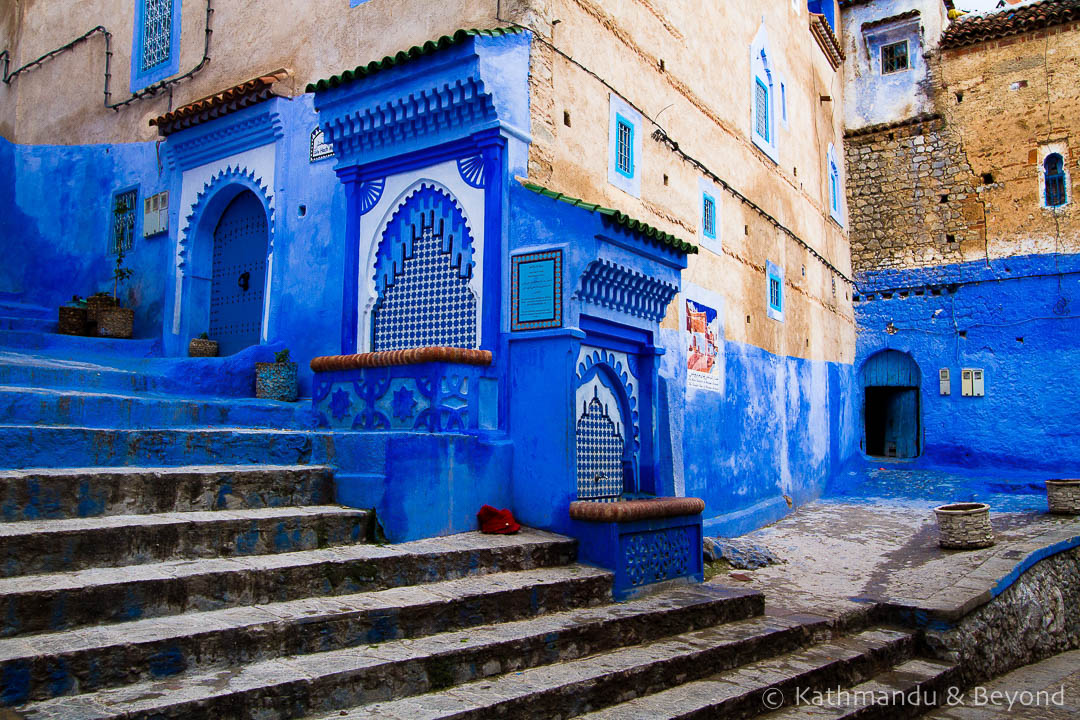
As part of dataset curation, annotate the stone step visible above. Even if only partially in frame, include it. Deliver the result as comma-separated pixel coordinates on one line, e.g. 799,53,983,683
324,613,855,720
0,505,373,577
0,528,577,637
0,425,336,469
572,628,916,720
0,331,159,358
0,302,54,321
759,657,958,719
0,385,317,430
0,352,153,394
0,565,617,706
0,316,56,333
13,585,772,719
0,465,336,522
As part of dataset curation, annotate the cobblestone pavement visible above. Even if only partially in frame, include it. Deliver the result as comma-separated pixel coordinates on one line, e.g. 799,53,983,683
925,649,1080,719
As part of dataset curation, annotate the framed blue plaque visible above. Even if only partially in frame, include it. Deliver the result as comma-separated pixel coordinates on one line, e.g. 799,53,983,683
511,250,562,331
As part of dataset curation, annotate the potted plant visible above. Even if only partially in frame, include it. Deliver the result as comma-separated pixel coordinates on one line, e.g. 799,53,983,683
97,248,135,338
1045,479,1080,515
256,348,298,401
58,295,89,336
188,332,219,357
934,502,994,549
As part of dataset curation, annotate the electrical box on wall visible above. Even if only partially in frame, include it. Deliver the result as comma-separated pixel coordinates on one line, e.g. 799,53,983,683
143,191,169,237
939,368,950,395
961,368,985,397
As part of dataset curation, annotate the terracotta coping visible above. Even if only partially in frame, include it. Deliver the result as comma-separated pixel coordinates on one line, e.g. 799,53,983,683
940,0,1080,50
569,497,706,523
310,347,493,372
150,70,292,136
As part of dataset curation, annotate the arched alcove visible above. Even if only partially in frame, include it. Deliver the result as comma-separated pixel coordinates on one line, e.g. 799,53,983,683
861,349,922,458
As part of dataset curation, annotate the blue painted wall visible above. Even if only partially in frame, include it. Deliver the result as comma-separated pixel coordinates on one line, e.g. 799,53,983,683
854,253,1080,472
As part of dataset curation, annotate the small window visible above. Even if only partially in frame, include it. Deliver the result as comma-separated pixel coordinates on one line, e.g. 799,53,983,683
131,0,181,92
140,0,174,71
754,79,770,143
780,82,788,127
112,189,138,254
827,144,843,225
1045,153,1067,207
769,276,782,312
702,194,716,239
615,116,634,178
881,41,909,74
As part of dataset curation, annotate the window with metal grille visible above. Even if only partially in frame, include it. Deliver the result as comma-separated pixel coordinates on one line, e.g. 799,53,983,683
141,0,174,71
615,117,634,177
881,41,909,74
830,162,839,212
112,189,137,254
1045,153,1067,207
754,78,770,143
702,194,716,239
769,275,782,312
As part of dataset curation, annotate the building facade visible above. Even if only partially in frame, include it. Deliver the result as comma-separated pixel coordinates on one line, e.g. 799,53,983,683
1,1,856,551
841,0,1080,470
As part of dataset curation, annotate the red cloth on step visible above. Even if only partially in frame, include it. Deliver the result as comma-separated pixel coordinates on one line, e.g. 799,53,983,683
477,504,521,534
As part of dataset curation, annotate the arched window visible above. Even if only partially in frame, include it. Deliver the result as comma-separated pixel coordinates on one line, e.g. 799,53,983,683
750,25,778,163
827,143,844,225
1044,153,1067,208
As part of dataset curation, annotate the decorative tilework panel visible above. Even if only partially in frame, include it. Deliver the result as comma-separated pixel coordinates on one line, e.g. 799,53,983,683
576,395,625,501
372,186,477,351
624,527,692,587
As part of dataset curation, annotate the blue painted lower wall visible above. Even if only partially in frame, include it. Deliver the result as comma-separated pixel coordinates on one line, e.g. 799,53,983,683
854,254,1080,473
659,328,858,536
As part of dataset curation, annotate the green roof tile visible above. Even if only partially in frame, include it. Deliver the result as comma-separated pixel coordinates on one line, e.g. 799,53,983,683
521,182,698,255
306,27,526,93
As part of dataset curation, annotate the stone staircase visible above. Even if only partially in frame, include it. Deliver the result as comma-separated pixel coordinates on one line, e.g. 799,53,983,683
0,311,958,718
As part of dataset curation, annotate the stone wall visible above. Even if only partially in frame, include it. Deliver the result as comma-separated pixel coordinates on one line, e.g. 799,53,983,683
845,116,982,273
924,547,1080,686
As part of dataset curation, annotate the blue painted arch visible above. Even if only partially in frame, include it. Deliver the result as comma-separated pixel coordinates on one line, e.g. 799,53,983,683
860,349,921,387
860,349,922,458
177,166,275,346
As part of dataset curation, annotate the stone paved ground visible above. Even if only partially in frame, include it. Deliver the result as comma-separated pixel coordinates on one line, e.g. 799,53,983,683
925,649,1080,719
707,490,1080,625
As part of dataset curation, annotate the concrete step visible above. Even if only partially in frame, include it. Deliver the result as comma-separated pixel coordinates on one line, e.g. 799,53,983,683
0,565,617,705
0,316,56,333
0,425,336,469
0,505,373,577
0,302,54,321
760,657,958,719
573,628,916,720
13,585,773,719
0,465,336,522
0,352,153,394
0,330,159,357
0,385,317,430
0,528,577,637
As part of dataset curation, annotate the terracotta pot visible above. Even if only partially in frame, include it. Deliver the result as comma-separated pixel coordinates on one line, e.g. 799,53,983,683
255,361,298,402
1046,479,1080,515
934,502,994,549
57,306,89,336
97,307,134,339
188,338,219,357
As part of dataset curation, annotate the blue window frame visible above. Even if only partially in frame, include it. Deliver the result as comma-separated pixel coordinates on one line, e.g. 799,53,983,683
130,0,182,92
830,163,839,212
1045,153,1067,207
702,194,716,239
112,188,138,254
827,143,844,225
754,79,770,144
766,260,783,321
769,276,782,312
615,115,634,178
808,1,836,33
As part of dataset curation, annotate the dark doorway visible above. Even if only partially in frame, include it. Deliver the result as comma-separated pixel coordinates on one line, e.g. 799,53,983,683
864,386,920,458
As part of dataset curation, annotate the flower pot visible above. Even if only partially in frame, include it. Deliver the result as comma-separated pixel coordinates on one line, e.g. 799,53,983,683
255,361,298,402
58,306,89,335
934,502,994,549
97,307,134,339
86,294,117,324
1046,479,1080,515
188,338,219,357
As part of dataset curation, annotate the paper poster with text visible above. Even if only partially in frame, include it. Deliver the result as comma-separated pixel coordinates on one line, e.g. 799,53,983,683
685,298,720,392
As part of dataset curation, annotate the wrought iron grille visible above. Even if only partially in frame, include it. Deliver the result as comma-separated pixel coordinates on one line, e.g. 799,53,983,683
754,79,769,142
576,396,625,501
616,120,633,175
112,189,137,254
703,195,715,237
881,41,908,74
1045,154,1066,207
141,0,173,71
769,276,781,311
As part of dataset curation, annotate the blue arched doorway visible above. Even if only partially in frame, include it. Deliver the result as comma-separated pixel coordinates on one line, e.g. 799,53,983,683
208,190,268,356
861,350,921,458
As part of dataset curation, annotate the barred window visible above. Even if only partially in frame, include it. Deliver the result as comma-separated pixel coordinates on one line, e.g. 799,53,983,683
112,189,137,254
754,79,770,143
615,118,634,177
881,41,909,74
769,275,782,312
702,194,716,239
141,0,174,72
1044,153,1066,207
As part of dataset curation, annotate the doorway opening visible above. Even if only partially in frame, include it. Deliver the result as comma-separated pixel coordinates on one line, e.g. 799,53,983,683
861,350,922,459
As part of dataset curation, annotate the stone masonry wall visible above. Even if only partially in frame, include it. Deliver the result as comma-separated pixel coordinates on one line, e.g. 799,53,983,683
845,116,983,274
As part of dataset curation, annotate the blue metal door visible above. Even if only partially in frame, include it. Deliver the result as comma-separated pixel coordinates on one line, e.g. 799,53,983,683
209,190,267,356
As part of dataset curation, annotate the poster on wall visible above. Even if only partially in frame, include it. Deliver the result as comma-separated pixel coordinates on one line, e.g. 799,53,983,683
685,298,720,392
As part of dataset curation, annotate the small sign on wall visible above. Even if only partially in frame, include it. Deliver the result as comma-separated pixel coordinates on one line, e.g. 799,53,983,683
511,250,562,331
310,127,334,162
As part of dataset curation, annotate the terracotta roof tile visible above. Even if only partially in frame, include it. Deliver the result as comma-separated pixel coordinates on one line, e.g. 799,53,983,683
150,70,291,136
940,0,1080,49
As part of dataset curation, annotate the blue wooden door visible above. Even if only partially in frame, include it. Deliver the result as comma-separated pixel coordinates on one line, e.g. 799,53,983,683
884,388,919,458
209,190,267,356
